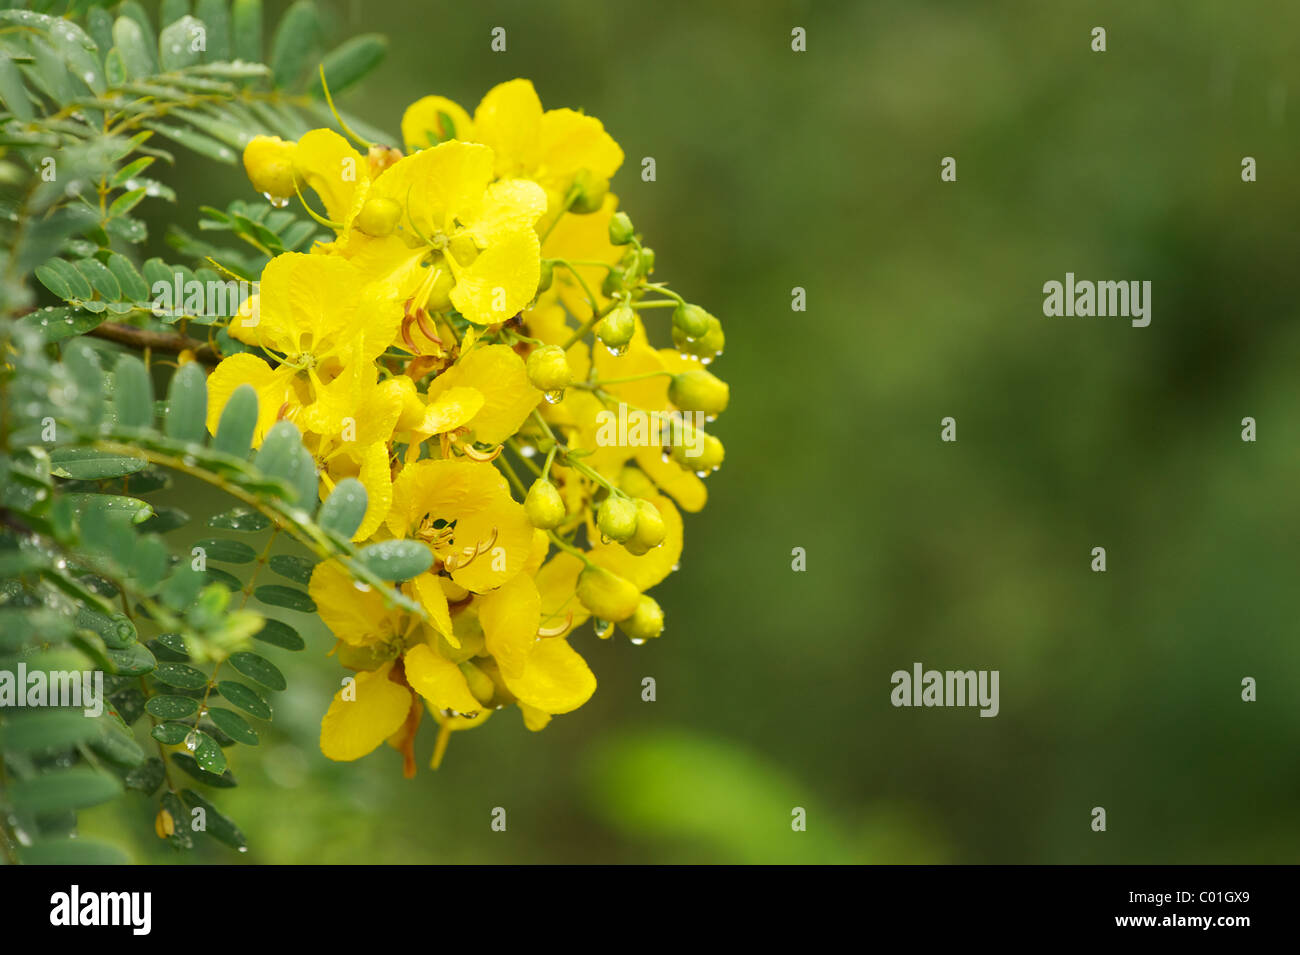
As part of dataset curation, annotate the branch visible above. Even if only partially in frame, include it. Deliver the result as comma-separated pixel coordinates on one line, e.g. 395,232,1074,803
87,322,220,365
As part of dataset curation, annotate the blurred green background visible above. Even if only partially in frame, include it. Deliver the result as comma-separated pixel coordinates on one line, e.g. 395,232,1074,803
88,0,1300,862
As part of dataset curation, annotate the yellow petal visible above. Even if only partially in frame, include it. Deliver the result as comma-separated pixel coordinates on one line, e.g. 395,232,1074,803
421,386,484,435
294,128,369,230
518,703,552,732
480,573,540,679
535,551,588,633
320,662,412,761
424,344,540,445
371,141,494,241
404,642,481,714
473,78,543,179
634,446,708,513
411,571,454,643
538,107,624,183
309,560,401,646
400,95,473,152
448,226,542,324
352,441,393,541
204,353,293,447
500,637,595,715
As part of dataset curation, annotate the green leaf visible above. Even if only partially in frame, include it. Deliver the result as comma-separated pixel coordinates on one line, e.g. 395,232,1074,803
106,642,157,677
357,540,434,581
151,722,188,753
153,631,192,660
49,447,147,481
146,694,200,720
208,707,258,745
216,680,271,719
92,719,146,767
0,52,34,122
318,477,367,539
75,258,122,300
196,0,231,61
139,505,190,533
18,306,108,343
142,121,238,163
312,34,387,97
112,15,155,80
253,617,304,651
160,789,193,847
181,788,247,850
123,756,166,794
268,554,316,585
106,253,151,301
270,0,319,89
227,650,285,690
212,382,257,457
108,187,148,219
36,258,92,301
113,355,154,429
164,360,208,443
192,729,227,774
0,711,99,753
171,752,236,787
20,839,129,865
254,584,315,613
64,492,154,524
152,662,208,690
252,420,307,502
232,0,262,63
208,506,270,532
159,15,205,71
194,537,257,563
111,156,155,188
10,767,123,813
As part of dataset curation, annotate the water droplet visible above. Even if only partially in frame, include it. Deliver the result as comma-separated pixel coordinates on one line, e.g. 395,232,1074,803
519,445,537,458
83,72,95,85
543,389,564,404
671,562,681,572
184,731,198,752
261,192,289,208
629,637,646,646
694,470,709,479
701,356,714,365
354,581,372,592
594,618,614,639
604,343,629,357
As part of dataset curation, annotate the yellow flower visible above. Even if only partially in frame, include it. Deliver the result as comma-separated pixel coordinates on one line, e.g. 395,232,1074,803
470,79,624,227
349,141,546,325
205,253,399,445
387,458,535,594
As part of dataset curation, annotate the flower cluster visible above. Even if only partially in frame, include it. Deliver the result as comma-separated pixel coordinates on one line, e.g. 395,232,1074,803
219,79,729,772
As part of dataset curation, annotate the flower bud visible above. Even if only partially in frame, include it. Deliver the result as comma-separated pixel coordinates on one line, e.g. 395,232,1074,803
672,303,711,340
597,494,639,543
639,247,655,275
537,259,554,294
597,304,635,350
356,197,402,237
576,565,640,621
668,368,729,415
526,345,572,393
608,211,635,245
524,478,566,529
673,315,724,359
672,433,725,471
242,135,297,204
618,595,664,642
601,267,625,298
570,168,609,214
629,498,666,549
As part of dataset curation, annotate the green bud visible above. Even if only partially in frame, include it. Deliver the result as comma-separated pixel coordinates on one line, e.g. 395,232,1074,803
597,494,639,543
598,304,636,350
671,432,725,472
524,478,566,529
601,267,626,298
639,247,655,275
608,211,635,245
668,368,730,415
570,169,609,214
576,565,640,621
618,595,664,642
673,302,711,340
673,315,724,359
628,498,665,551
526,344,572,393
537,259,554,294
